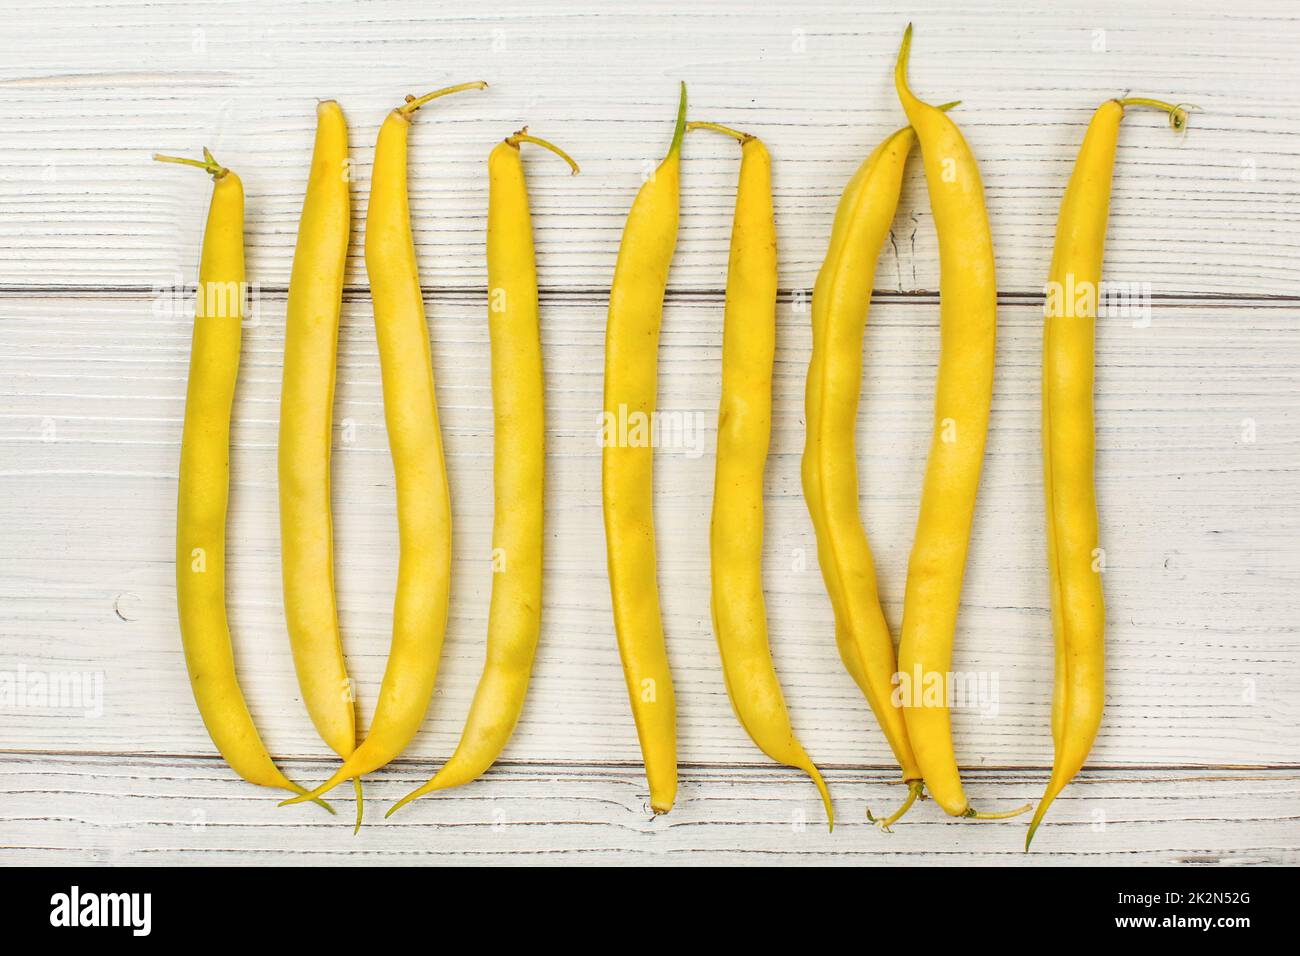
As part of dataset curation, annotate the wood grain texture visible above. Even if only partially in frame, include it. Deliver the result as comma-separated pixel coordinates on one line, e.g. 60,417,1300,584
0,755,1294,865
2,295,1295,765
1,0,1297,865
0,1,1296,294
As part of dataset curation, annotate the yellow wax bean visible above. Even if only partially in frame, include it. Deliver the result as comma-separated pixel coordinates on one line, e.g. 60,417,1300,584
895,25,1029,820
602,84,686,814
1028,97,1191,849
159,148,330,812
692,120,832,830
389,129,577,816
277,101,364,827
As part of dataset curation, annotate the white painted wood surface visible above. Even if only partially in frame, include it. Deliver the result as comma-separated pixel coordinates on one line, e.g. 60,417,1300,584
1,0,1297,865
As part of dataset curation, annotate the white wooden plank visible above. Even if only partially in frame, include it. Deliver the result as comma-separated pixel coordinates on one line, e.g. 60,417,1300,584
0,755,1294,865
1,295,1296,772
0,0,1295,294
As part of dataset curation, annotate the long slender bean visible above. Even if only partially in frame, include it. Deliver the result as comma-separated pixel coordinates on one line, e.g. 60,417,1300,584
693,120,832,830
802,120,950,829
278,101,363,826
894,25,1028,820
1028,96,1190,848
160,149,329,811
388,129,577,816
602,84,687,814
